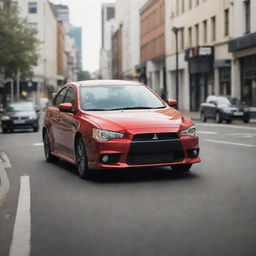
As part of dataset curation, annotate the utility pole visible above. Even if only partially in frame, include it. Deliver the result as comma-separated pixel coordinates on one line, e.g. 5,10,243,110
172,27,180,107
16,68,20,100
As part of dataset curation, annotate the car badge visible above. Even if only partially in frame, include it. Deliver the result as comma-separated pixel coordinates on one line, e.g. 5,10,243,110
152,134,158,140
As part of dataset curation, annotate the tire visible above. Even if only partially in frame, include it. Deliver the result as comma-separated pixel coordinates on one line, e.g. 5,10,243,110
75,137,93,179
226,120,232,124
215,112,222,123
201,112,207,122
243,119,250,123
43,131,58,162
33,126,39,132
171,164,192,172
2,127,8,133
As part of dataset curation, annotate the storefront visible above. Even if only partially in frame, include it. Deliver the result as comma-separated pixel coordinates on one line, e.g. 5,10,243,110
229,33,256,107
185,46,214,111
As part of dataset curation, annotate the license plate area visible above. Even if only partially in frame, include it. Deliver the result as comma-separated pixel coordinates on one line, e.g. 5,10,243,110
233,112,243,116
13,120,26,124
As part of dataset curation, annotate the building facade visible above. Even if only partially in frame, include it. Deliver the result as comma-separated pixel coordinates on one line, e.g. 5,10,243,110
70,26,83,72
100,3,115,79
17,0,58,100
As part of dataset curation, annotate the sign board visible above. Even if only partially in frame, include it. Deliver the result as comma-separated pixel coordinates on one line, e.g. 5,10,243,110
185,46,213,60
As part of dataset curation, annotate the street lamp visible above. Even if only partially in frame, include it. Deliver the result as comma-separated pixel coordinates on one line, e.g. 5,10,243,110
172,26,181,107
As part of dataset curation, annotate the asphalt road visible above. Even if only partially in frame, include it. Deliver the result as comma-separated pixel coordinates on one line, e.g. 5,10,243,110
0,122,256,256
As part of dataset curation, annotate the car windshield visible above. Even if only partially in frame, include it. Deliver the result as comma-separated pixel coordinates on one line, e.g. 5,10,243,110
80,85,166,111
5,102,34,112
216,97,231,106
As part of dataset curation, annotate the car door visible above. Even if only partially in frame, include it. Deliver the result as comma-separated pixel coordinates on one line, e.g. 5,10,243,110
57,86,79,158
50,86,69,153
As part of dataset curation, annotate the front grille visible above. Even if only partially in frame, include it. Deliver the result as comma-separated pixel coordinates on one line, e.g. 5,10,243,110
21,116,29,120
133,133,179,141
127,133,184,165
11,116,19,120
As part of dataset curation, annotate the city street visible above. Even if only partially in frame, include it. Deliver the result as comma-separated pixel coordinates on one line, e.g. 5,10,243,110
0,121,256,256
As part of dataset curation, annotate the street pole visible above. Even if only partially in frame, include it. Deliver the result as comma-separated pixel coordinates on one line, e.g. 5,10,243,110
172,27,180,108
10,79,14,103
16,68,20,101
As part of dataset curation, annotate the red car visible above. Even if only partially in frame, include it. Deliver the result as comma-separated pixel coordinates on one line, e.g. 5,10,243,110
43,80,200,179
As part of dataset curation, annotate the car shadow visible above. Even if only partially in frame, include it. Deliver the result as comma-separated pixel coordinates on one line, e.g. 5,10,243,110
52,159,199,184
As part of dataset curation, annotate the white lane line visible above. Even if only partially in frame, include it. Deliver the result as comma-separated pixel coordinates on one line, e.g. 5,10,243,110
198,131,218,135
204,139,255,148
9,175,31,256
197,123,256,131
33,142,43,146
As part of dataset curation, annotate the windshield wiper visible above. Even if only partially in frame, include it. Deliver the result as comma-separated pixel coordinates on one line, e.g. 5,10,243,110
109,106,165,110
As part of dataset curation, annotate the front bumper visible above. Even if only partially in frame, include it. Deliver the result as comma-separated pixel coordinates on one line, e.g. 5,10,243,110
86,133,200,169
222,112,250,120
1,119,39,130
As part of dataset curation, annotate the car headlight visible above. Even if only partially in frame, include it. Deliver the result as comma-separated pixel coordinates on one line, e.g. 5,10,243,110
92,129,125,141
1,116,10,121
28,113,37,120
180,125,197,136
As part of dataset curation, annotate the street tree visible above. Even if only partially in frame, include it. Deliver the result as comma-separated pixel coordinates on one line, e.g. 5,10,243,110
0,0,40,79
77,70,92,81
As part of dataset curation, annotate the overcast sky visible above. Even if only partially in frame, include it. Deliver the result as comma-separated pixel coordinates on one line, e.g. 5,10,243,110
51,0,115,73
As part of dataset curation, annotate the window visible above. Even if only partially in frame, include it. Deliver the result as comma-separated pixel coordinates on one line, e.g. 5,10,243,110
224,9,229,36
176,0,179,16
181,0,184,13
65,87,76,108
244,0,250,33
28,2,37,13
189,0,192,10
107,7,114,21
28,23,37,31
195,24,199,46
203,20,207,43
211,16,216,41
180,28,184,50
188,27,192,47
53,87,68,107
195,0,199,6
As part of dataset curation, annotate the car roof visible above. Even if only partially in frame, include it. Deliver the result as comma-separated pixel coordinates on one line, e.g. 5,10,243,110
78,80,142,87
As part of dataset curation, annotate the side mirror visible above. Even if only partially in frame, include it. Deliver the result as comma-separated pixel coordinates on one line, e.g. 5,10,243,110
59,103,73,113
35,106,41,112
167,99,177,107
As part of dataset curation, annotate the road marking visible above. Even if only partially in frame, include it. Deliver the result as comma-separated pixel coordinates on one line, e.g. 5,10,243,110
9,175,31,256
204,139,255,148
198,131,218,135
33,142,43,146
197,123,256,131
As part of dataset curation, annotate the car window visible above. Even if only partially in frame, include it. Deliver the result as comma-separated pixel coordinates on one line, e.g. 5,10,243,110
80,85,165,111
5,102,34,112
53,87,68,107
64,87,76,108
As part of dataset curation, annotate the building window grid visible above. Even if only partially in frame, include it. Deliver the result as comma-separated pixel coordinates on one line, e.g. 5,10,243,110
224,9,229,36
188,27,192,47
203,19,207,43
211,16,216,41
195,24,199,46
28,2,37,14
244,0,250,33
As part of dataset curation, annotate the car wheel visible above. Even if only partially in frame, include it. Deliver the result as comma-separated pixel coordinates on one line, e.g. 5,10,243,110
33,126,39,132
226,120,232,124
43,131,58,162
171,164,192,172
2,127,8,133
201,112,207,122
75,137,93,179
243,119,250,123
215,112,222,123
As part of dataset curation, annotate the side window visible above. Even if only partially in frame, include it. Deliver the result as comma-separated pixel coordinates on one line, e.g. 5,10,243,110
53,87,68,107
64,87,76,108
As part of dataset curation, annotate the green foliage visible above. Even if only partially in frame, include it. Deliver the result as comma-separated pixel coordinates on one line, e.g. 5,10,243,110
0,1,40,78
77,70,92,81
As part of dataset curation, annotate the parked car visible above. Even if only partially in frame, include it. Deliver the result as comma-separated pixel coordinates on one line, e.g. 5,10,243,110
43,80,200,179
200,95,250,124
1,101,40,133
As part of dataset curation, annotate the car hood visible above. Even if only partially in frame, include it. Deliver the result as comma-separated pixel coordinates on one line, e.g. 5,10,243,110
85,108,193,131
